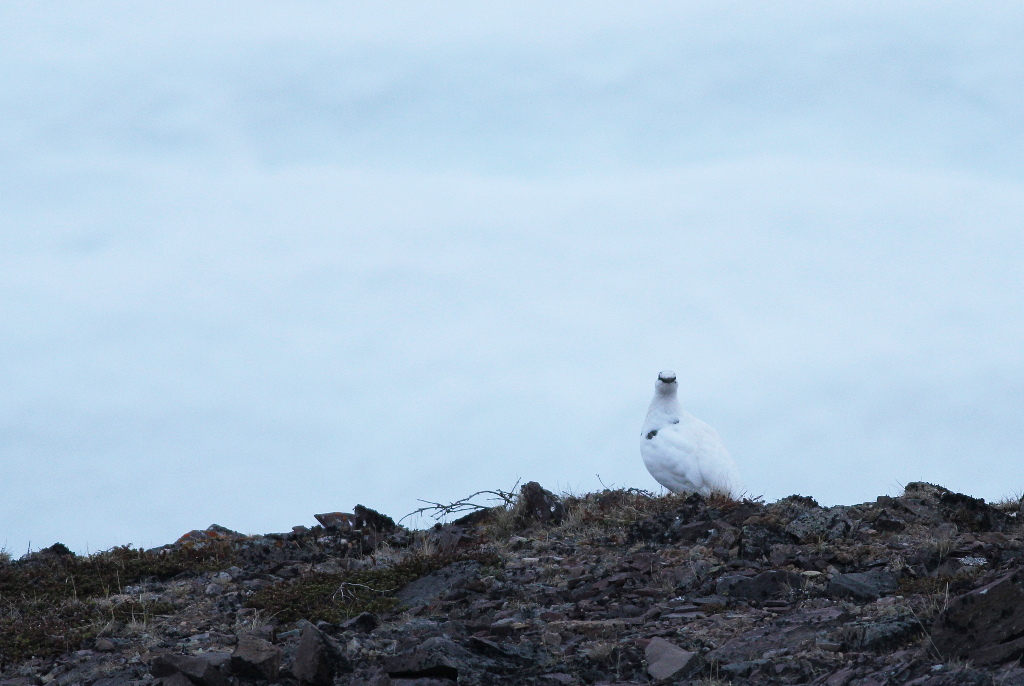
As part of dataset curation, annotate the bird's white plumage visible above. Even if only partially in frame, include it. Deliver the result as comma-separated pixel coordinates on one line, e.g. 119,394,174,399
640,370,741,497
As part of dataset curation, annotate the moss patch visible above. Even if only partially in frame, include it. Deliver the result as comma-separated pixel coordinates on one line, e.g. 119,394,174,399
247,551,500,624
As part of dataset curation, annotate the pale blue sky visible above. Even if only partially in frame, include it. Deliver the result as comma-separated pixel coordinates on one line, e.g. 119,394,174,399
2,1,1023,554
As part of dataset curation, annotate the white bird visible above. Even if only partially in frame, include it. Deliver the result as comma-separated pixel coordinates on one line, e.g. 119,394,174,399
640,370,741,497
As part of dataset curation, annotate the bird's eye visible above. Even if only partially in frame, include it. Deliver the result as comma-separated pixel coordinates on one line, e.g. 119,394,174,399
646,430,658,439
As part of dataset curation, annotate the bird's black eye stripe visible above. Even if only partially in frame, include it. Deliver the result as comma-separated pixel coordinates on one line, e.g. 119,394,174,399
671,419,679,424
646,430,658,439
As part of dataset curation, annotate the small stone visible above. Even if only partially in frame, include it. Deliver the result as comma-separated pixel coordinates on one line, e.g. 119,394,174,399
541,631,562,647
94,638,116,652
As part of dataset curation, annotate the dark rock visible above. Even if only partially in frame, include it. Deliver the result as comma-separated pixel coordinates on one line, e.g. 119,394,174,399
904,482,1009,532
872,509,907,532
353,505,397,533
740,520,797,560
342,612,380,633
827,569,899,601
449,507,500,528
395,560,481,609
230,633,282,681
931,568,1024,665
150,654,228,686
785,508,853,543
644,637,704,680
292,624,350,686
840,614,922,651
157,674,194,686
513,482,564,525
94,638,116,652
383,637,484,681
717,570,804,599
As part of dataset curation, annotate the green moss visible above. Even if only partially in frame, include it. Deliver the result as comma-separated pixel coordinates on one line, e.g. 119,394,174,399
247,551,500,624
0,543,238,665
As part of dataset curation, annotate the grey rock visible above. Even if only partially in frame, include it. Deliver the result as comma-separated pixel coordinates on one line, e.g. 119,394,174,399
644,637,704,680
827,569,898,601
395,560,481,609
230,633,282,681
931,568,1024,665
785,508,853,543
717,570,804,599
840,614,922,651
292,624,350,686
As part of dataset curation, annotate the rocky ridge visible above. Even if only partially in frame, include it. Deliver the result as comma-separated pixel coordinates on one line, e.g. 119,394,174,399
1,481,1023,686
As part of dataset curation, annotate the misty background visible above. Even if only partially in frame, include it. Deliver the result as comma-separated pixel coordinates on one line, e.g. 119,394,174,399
2,1,1023,555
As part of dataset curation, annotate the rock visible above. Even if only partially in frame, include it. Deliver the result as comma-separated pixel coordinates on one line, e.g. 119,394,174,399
230,634,282,681
175,524,246,546
785,508,853,543
840,614,922,651
156,674,194,686
931,568,1024,665
314,512,359,531
717,570,804,599
342,612,380,633
904,482,1009,532
292,624,350,686
827,569,899,601
382,637,480,681
707,607,846,664
872,509,907,532
513,482,564,525
353,505,397,532
395,560,481,609
150,654,228,686
94,638,116,652
739,519,797,560
644,637,704,680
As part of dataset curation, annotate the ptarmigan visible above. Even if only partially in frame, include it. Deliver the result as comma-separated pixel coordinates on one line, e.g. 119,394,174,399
640,370,740,497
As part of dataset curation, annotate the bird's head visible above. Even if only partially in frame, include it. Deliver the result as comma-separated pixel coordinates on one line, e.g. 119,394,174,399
656,370,677,393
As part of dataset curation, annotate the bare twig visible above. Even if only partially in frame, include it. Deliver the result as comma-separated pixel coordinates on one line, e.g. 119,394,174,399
400,480,521,524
